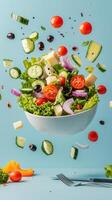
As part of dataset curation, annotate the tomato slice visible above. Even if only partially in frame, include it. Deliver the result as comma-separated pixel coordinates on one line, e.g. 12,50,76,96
59,76,66,86
35,98,47,106
43,84,58,101
70,75,85,89
88,131,98,142
50,16,63,28
80,22,92,35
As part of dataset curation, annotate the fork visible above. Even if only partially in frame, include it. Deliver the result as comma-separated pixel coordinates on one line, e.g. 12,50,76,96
56,174,112,188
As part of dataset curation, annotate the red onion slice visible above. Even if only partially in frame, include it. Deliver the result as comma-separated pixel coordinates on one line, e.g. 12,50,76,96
61,57,75,71
33,91,44,98
11,88,21,97
63,98,74,114
72,90,88,97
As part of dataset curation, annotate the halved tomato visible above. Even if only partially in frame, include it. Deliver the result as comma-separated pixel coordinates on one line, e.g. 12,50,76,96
43,84,58,101
70,75,85,89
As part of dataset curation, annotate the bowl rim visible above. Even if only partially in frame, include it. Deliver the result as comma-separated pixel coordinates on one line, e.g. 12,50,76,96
24,104,97,119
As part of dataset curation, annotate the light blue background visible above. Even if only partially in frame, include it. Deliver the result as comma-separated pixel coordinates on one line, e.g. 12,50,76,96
0,0,112,169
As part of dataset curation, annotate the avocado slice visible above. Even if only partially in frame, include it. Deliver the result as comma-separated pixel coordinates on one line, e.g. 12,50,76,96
86,41,102,63
71,54,82,67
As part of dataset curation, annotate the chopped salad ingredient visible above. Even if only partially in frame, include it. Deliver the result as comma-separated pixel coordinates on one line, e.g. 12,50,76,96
109,101,112,108
88,131,98,142
57,46,68,56
7,32,15,40
99,120,105,125
29,32,39,42
82,40,90,47
50,16,63,28
9,171,22,182
16,136,26,148
11,88,21,97
13,121,23,130
75,142,89,149
11,13,29,25
71,54,82,67
70,146,78,159
22,38,35,54
35,97,47,106
86,41,102,62
29,144,37,151
70,75,85,89
43,84,58,102
0,169,9,184
85,66,94,73
47,35,54,42
3,59,13,67
80,21,92,35
97,63,106,72
105,165,112,178
42,140,54,155
38,41,45,51
85,74,97,87
9,67,21,79
97,85,107,95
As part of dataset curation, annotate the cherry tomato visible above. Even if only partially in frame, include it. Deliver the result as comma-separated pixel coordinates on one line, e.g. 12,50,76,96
97,85,107,95
70,75,85,89
10,171,22,182
57,46,68,56
50,16,63,28
59,76,66,86
35,98,47,106
80,22,92,35
43,84,58,101
88,131,98,142
76,104,83,110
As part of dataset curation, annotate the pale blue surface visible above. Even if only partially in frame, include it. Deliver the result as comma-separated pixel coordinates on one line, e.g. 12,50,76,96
0,0,112,170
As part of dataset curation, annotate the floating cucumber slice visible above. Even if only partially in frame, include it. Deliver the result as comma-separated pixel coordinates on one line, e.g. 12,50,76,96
27,65,42,79
3,59,13,67
11,13,29,25
29,32,39,42
42,140,54,155
22,38,35,54
20,88,33,94
9,67,21,79
97,63,106,72
70,146,78,159
85,66,94,73
71,54,82,67
16,136,26,148
86,41,102,63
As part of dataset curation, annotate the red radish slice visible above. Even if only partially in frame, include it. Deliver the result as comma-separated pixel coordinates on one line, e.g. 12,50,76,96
11,88,21,97
88,131,98,142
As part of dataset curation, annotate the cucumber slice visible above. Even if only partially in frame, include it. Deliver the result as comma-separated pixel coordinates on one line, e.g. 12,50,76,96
42,140,54,155
3,59,13,67
82,40,90,47
86,41,102,63
85,66,94,73
71,54,82,67
70,146,78,159
9,67,21,79
54,104,63,116
20,88,33,94
16,136,26,148
32,80,45,89
97,63,106,72
11,13,29,25
22,38,35,54
28,65,42,79
59,70,68,79
29,32,39,42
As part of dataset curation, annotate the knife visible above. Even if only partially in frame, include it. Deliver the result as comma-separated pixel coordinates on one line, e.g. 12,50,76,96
53,177,112,183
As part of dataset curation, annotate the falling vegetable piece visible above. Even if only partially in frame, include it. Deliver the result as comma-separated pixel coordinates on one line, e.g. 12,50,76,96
80,21,92,35
50,16,63,28
97,85,107,95
7,32,15,40
86,41,102,63
82,41,90,47
75,142,89,149
85,74,97,87
88,131,98,142
13,121,23,130
41,140,54,155
16,136,26,148
105,165,112,177
29,32,39,42
57,46,68,56
9,67,21,79
70,146,78,159
71,54,82,67
29,144,37,152
22,38,35,54
109,101,112,108
85,66,94,73
11,88,21,97
10,171,22,182
3,59,13,67
61,57,74,71
63,98,74,115
40,26,46,31
11,13,29,25
0,169,9,184
38,41,45,51
96,63,106,72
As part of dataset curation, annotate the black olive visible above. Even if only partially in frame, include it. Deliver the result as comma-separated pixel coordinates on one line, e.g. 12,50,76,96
99,120,105,125
34,85,42,93
47,35,54,42
38,42,45,50
29,144,37,151
7,32,15,39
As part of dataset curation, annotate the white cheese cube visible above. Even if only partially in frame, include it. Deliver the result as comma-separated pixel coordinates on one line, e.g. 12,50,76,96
13,121,23,130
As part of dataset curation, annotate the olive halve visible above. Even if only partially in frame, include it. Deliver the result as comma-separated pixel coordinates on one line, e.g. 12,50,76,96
34,85,42,93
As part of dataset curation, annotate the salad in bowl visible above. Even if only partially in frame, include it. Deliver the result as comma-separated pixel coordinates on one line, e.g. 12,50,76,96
10,51,99,134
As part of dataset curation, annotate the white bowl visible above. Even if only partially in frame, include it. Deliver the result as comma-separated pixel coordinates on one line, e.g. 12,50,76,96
25,105,97,135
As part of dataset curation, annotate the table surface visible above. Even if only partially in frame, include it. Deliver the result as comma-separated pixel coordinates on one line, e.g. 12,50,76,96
0,168,112,200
